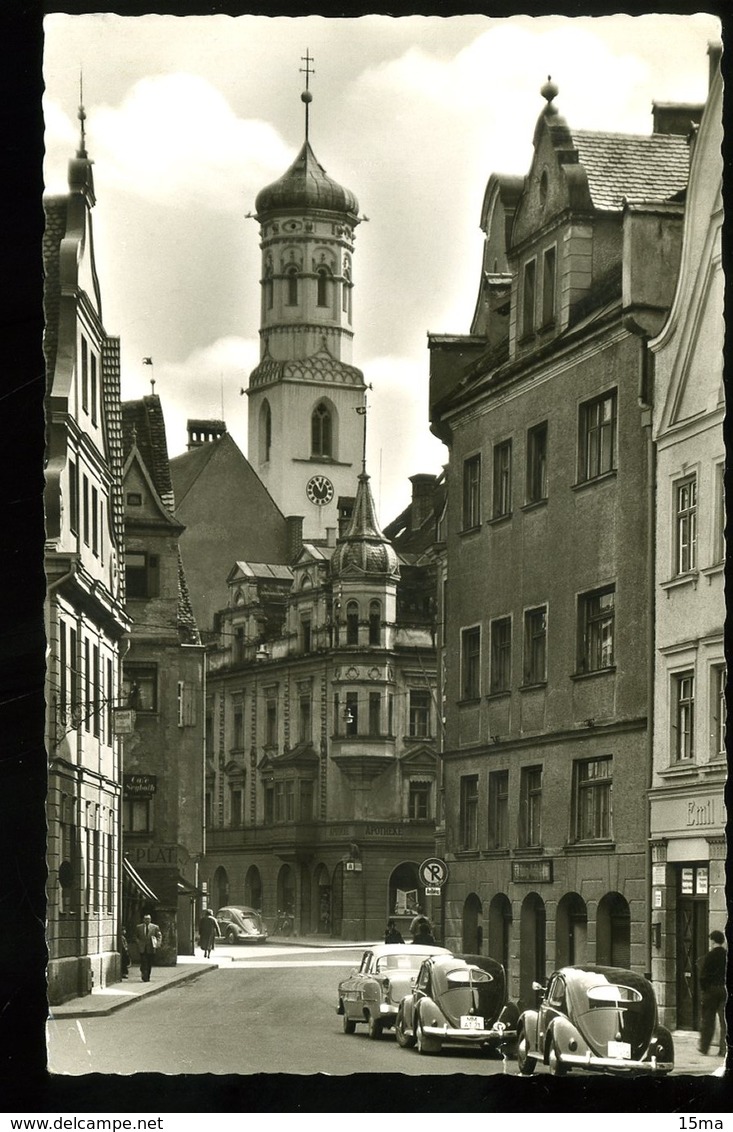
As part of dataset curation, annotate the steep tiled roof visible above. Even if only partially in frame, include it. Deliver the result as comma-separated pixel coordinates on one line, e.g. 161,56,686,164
42,197,67,391
177,547,201,645
571,129,691,211
102,337,126,590
169,439,219,506
122,396,175,510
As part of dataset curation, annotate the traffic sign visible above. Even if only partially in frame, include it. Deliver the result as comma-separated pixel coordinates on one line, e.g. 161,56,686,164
418,857,449,887
424,886,442,897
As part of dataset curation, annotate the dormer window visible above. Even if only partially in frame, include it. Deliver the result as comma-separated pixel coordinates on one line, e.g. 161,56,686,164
522,260,536,337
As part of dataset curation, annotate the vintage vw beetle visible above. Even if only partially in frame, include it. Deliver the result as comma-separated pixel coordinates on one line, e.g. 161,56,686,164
516,965,674,1076
337,943,451,1039
215,906,268,944
394,953,518,1055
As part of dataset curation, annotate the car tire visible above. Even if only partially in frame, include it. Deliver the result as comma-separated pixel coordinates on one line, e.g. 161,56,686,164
367,1014,382,1041
516,1030,537,1076
395,1006,415,1049
226,928,237,944
416,1014,441,1055
548,1036,568,1077
342,1010,356,1035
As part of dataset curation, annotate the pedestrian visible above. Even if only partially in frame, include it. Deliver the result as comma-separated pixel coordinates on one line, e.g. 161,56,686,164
698,929,727,1056
198,908,220,959
135,913,162,982
411,917,437,946
384,918,405,945
408,905,424,937
119,927,130,979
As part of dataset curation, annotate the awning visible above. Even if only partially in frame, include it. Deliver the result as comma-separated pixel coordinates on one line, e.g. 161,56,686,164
177,874,202,896
123,857,159,902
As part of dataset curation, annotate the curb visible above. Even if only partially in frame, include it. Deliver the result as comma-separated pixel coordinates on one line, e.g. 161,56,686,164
49,963,218,1020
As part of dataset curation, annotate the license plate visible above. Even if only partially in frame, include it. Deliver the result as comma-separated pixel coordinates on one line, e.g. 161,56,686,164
460,1015,484,1030
608,1040,631,1059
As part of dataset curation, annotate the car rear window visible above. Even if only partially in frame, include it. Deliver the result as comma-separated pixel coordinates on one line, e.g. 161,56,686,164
587,985,642,1006
376,955,420,971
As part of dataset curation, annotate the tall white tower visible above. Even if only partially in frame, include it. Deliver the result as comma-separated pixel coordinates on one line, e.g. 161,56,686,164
246,54,366,540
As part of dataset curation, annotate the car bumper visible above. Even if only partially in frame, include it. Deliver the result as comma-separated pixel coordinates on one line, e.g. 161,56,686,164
560,1052,673,1074
423,1023,515,1047
378,1004,399,1019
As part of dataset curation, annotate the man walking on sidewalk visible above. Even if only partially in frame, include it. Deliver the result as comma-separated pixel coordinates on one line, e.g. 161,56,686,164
698,929,727,1056
135,913,162,982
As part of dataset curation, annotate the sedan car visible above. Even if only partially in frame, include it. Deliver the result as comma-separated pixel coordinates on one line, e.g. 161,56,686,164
395,954,518,1056
516,965,674,1076
215,906,268,944
337,943,451,1039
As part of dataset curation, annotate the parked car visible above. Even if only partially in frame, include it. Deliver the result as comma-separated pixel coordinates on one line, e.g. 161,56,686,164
215,906,268,944
337,943,451,1039
516,965,674,1076
394,953,518,1056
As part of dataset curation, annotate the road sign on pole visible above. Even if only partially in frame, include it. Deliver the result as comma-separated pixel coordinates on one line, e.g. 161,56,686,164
424,886,442,897
418,857,449,888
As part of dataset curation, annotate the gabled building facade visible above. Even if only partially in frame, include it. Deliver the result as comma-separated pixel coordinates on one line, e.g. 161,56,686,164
44,111,131,1004
201,472,441,940
120,396,206,962
647,49,725,1031
429,78,700,1007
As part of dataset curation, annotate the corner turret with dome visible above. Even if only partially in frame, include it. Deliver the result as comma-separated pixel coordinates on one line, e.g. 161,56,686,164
246,51,367,541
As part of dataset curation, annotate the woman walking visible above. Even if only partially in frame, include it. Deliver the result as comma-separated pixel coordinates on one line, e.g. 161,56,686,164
198,908,220,959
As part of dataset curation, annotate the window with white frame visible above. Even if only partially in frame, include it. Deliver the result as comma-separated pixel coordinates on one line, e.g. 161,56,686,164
409,689,431,737
488,769,509,849
578,586,615,673
523,606,547,685
711,665,726,760
409,780,431,820
522,259,536,336
490,617,511,694
526,422,548,504
579,390,617,482
714,462,725,564
463,454,482,530
492,440,512,518
672,671,695,761
461,626,481,700
675,475,697,574
573,756,612,841
459,774,479,849
542,246,556,326
519,765,542,847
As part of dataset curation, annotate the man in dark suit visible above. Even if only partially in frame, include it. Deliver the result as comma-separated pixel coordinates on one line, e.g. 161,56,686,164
135,913,162,982
698,929,727,1056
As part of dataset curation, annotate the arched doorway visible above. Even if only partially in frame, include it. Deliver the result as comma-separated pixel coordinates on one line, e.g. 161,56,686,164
331,862,344,936
212,866,229,910
597,892,631,968
388,862,422,939
244,865,262,912
462,892,483,954
277,864,296,918
519,892,546,1010
556,892,588,967
314,864,331,935
488,893,512,973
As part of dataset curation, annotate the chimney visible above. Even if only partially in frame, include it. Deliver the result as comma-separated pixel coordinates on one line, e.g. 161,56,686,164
187,418,226,450
409,474,437,532
285,516,304,562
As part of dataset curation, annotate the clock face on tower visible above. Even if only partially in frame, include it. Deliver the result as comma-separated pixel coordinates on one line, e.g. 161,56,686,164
306,475,334,506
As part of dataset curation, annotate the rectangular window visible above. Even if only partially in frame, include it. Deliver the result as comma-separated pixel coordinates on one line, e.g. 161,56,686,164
284,780,295,822
542,246,556,326
301,617,312,653
106,830,114,913
265,696,278,747
388,693,394,736
462,454,481,530
122,797,151,833
106,657,113,745
69,460,78,534
83,638,91,731
522,259,536,336
91,486,99,556
232,708,244,749
82,475,90,545
672,671,695,761
489,617,511,694
70,627,78,723
408,689,431,737
92,829,100,912
459,774,479,849
523,606,547,685
274,781,285,822
579,390,617,482
90,352,98,425
92,644,100,737
345,691,359,737
712,665,726,760
461,626,481,700
573,757,612,840
81,336,88,413
60,803,76,913
578,586,615,673
526,422,548,504
368,692,381,736
675,475,697,574
125,552,160,599
488,770,509,849
714,463,725,564
520,765,542,847
123,664,157,712
230,789,242,827
59,620,67,725
300,779,314,822
492,440,512,518
264,786,274,825
299,694,312,743
409,781,431,820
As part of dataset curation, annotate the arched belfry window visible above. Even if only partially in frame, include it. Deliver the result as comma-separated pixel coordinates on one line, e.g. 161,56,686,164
311,402,333,459
346,601,359,646
369,600,381,646
317,268,330,308
286,266,299,307
260,401,272,463
264,260,274,311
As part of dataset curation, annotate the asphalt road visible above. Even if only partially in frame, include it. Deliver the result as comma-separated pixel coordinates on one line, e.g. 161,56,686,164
47,944,516,1078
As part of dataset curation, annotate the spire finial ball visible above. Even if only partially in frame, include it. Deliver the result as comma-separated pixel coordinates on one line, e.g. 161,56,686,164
301,89,313,104
541,75,559,103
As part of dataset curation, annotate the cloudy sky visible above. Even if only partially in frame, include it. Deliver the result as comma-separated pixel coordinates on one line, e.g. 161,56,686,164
43,11,721,522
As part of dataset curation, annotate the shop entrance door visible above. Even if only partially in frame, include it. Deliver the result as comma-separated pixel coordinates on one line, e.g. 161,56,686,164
676,865,709,1031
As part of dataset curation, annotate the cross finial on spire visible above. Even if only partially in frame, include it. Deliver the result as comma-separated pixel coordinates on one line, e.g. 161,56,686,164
77,68,87,157
300,49,315,143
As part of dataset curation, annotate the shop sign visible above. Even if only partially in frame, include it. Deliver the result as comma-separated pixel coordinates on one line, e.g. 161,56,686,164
652,864,666,886
696,867,709,895
653,889,662,908
126,843,182,867
681,867,694,895
512,859,553,883
113,708,136,734
124,773,157,797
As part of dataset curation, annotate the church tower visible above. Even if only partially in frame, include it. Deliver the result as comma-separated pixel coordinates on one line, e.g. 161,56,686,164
246,53,366,540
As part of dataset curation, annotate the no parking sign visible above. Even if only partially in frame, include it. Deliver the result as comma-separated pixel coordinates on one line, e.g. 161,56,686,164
418,857,449,889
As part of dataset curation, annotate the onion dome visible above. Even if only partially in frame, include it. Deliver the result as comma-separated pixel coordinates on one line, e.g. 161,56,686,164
255,140,359,219
331,473,400,580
